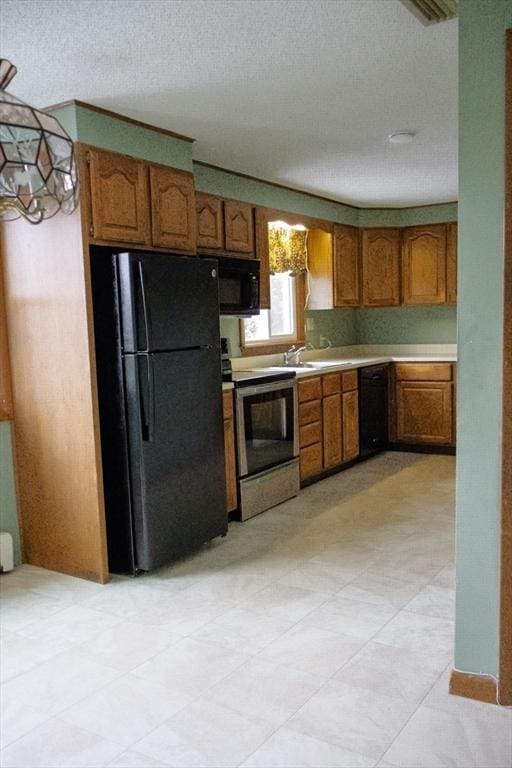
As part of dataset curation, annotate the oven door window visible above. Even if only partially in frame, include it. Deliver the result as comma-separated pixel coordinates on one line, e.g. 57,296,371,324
241,388,295,476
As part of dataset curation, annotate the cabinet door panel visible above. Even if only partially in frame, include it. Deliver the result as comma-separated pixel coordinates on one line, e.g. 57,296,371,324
222,393,237,512
224,417,237,512
334,224,360,307
89,149,150,244
300,443,323,481
343,390,359,462
322,393,342,469
224,201,255,254
396,381,453,445
196,192,223,249
447,222,457,305
362,228,400,307
402,224,447,305
150,165,196,252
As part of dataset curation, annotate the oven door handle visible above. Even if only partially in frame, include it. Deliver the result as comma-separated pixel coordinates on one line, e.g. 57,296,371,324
235,379,296,399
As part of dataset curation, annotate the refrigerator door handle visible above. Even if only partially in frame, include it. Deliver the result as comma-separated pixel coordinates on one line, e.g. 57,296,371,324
147,354,155,443
138,354,155,443
136,261,151,351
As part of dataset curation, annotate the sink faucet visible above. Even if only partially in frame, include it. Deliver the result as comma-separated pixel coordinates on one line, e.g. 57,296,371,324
283,342,313,366
294,344,311,365
283,345,298,366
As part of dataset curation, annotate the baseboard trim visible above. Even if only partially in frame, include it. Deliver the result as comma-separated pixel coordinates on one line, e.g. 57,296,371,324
449,669,498,704
387,442,456,456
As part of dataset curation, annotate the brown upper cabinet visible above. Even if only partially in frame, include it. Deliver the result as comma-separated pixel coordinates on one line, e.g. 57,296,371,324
255,208,271,310
361,228,401,307
446,222,457,305
333,224,360,307
224,201,255,254
149,166,196,252
196,192,224,249
307,229,335,310
88,148,151,244
85,147,195,252
402,224,447,305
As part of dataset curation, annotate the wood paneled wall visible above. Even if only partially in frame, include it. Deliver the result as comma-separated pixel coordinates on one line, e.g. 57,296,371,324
0,210,108,582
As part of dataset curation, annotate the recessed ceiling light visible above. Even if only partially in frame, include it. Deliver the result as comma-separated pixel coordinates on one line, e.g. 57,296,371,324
388,131,417,144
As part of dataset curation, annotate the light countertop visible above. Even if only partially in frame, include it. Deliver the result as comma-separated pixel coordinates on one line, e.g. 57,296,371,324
231,344,457,379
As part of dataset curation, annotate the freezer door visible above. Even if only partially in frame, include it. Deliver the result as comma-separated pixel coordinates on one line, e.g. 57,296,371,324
118,252,220,352
123,347,227,571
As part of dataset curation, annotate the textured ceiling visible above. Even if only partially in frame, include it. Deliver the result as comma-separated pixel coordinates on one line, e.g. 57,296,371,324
0,0,458,207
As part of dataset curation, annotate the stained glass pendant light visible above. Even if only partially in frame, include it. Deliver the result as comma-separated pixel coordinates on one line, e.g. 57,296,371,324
0,59,78,224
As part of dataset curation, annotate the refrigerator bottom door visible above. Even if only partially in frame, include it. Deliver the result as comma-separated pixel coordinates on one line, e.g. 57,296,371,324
124,348,227,571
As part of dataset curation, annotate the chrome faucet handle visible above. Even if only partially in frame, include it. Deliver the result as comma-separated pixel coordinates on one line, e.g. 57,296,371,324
283,345,297,365
294,344,311,365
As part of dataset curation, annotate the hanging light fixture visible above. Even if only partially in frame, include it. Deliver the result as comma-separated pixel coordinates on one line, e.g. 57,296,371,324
0,59,78,224
268,220,308,275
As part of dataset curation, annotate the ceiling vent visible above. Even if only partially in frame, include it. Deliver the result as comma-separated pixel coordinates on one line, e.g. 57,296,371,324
400,0,457,25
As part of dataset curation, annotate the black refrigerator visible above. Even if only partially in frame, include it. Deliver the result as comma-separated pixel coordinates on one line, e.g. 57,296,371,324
90,249,228,574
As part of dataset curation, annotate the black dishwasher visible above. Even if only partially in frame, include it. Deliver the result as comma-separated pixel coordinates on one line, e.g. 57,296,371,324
358,364,389,458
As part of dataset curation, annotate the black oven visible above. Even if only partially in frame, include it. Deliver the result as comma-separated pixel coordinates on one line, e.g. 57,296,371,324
217,256,260,316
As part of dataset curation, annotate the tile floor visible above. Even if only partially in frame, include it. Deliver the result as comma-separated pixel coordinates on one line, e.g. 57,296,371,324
0,452,511,767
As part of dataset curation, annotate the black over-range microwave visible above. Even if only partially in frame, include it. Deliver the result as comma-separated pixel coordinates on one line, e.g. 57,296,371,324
205,254,260,317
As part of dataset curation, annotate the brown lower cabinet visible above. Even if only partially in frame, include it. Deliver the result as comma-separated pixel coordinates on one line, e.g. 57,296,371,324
343,389,360,461
323,393,343,469
299,372,359,482
393,363,455,446
223,391,238,512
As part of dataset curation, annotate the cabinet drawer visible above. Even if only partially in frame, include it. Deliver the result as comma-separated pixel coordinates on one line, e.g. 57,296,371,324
298,377,322,403
394,363,452,382
322,373,341,396
300,421,322,448
300,443,323,481
299,400,322,425
222,390,233,419
342,370,358,392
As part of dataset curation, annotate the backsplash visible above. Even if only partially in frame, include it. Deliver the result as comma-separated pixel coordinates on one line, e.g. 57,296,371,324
305,309,357,348
222,306,456,358
354,306,457,344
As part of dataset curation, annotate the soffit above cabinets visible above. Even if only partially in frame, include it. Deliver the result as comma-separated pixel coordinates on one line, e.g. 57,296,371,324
1,0,457,208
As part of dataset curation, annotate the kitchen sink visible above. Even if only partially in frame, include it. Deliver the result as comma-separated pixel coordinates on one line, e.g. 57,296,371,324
304,360,355,368
266,364,318,372
265,361,356,372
